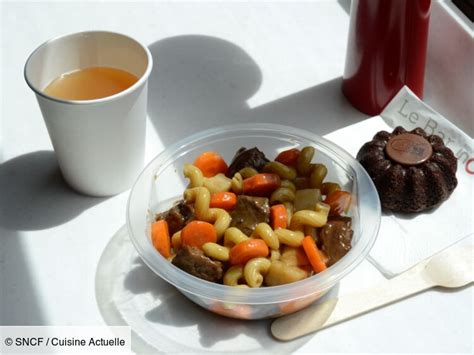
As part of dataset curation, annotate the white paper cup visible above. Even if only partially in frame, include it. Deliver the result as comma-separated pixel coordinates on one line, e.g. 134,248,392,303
24,31,152,197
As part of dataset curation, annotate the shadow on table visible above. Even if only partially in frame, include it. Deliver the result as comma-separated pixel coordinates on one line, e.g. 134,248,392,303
248,77,367,136
0,228,45,325
147,35,367,146
0,151,109,325
337,0,352,15
0,151,108,231
147,35,263,146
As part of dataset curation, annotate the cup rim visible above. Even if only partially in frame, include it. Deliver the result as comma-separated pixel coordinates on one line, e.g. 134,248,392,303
24,30,153,106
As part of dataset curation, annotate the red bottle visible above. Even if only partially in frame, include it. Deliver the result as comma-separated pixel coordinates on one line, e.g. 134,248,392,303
342,0,431,116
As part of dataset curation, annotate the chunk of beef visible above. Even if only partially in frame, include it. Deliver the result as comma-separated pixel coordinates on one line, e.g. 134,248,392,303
327,216,352,228
156,200,195,236
230,195,270,236
172,246,223,282
227,147,269,177
319,222,353,266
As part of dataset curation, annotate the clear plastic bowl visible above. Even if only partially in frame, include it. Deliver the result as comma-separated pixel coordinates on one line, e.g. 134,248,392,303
127,123,381,319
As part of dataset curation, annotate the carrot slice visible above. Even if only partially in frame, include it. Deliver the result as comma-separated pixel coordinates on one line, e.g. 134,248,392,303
324,190,352,216
210,192,237,210
295,246,310,266
151,220,171,258
242,173,281,196
181,221,217,249
193,151,228,177
275,148,301,166
271,204,287,229
302,236,327,273
229,239,269,265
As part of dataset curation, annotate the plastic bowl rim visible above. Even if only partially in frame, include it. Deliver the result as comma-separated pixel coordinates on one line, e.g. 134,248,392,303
127,122,381,304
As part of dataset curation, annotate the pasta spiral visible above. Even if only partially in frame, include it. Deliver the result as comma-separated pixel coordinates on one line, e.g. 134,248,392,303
224,227,249,247
202,242,230,261
283,201,294,226
289,209,328,231
274,229,305,247
184,187,231,238
171,231,182,250
265,260,308,286
250,223,280,250
223,265,245,286
184,187,210,220
270,249,281,262
231,172,243,194
244,257,272,288
183,164,204,188
315,201,331,215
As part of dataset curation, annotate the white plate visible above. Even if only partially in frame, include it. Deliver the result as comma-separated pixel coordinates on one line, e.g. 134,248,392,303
95,226,313,354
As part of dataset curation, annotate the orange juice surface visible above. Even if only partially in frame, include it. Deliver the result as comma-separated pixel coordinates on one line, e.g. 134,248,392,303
43,66,139,100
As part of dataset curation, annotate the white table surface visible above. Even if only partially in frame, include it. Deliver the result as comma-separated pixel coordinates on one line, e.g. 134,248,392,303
1,1,472,354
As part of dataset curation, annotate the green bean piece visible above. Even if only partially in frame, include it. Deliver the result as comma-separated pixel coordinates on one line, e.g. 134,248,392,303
263,161,297,180
280,179,296,192
294,177,310,190
296,146,315,176
321,182,341,196
270,187,296,205
310,164,328,189
239,167,258,179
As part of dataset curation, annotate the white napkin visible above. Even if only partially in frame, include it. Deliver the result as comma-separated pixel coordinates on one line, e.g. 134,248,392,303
324,87,474,277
